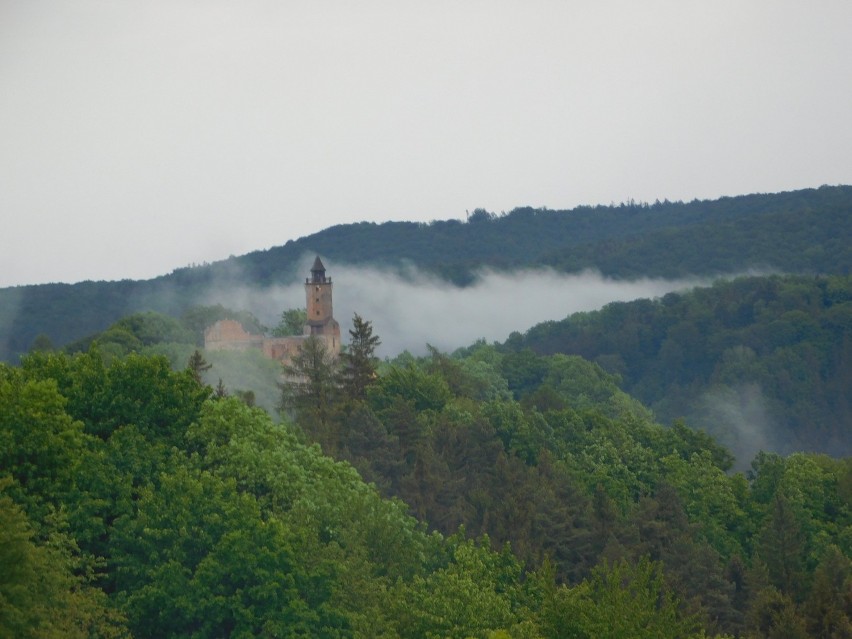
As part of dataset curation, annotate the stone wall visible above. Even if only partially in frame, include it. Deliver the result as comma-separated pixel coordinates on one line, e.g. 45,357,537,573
203,319,339,366
262,336,307,362
204,319,264,351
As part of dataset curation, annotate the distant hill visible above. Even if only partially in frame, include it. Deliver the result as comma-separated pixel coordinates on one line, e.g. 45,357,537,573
500,273,852,462
1,184,851,362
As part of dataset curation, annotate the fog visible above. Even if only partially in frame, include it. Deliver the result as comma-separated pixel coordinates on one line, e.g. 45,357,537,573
203,257,708,358
698,383,776,471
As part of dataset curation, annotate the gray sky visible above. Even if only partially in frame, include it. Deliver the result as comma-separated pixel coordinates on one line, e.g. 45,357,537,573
2,1,851,288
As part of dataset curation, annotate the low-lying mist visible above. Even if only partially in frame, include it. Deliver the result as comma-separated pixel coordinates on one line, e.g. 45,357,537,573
696,383,776,471
205,257,710,358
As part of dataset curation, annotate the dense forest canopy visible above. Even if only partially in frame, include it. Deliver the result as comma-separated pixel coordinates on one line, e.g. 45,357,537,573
31,271,852,464
3,325,850,637
3,184,851,636
501,273,852,463
2,184,850,362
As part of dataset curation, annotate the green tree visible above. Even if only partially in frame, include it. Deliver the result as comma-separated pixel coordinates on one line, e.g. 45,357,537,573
368,364,452,414
99,353,211,444
272,307,307,337
542,557,702,639
802,545,852,637
111,464,346,638
393,538,524,639
0,365,88,518
0,478,128,639
756,490,808,599
745,586,808,639
29,333,54,353
186,349,212,385
279,335,340,442
340,313,381,401
19,349,209,445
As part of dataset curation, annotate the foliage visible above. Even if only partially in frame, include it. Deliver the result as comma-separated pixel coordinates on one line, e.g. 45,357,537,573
4,184,852,363
503,273,852,462
0,478,128,639
279,335,339,443
537,557,702,638
186,349,212,385
339,313,381,402
1,318,850,637
272,307,308,337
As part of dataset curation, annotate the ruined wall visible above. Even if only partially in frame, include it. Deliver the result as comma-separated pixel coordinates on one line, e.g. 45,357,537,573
203,320,340,365
204,319,264,351
203,258,341,365
262,336,307,362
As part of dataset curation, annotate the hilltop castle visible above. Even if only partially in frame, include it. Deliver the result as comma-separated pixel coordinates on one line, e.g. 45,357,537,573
204,256,341,363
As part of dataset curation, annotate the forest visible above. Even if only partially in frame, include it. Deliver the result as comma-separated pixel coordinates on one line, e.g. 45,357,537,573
2,184,851,636
2,304,850,637
502,273,852,463
2,184,851,363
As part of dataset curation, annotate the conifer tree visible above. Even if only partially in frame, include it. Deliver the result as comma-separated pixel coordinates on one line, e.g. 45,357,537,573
187,349,212,385
340,313,381,402
279,336,339,443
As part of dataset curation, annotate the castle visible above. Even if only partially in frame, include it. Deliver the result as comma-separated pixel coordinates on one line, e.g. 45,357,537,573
204,256,341,363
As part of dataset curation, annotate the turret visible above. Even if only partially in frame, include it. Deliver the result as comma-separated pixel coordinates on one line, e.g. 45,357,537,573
304,256,340,353
309,256,328,284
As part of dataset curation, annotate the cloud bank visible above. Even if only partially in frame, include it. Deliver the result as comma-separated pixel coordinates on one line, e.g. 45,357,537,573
205,260,707,358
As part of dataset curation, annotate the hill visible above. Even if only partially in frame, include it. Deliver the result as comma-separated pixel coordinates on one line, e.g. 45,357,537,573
3,338,849,637
500,274,852,463
2,184,851,362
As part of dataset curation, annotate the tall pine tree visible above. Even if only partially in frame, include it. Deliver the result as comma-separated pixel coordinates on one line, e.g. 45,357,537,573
340,313,381,402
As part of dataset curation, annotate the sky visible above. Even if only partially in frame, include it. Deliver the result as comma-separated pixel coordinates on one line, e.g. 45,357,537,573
2,1,851,288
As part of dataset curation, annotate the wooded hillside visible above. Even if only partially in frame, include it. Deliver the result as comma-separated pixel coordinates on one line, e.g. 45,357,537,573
502,274,852,462
2,184,850,362
3,333,850,637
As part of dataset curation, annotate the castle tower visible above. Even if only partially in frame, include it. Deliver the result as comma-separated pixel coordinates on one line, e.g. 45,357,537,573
305,256,341,353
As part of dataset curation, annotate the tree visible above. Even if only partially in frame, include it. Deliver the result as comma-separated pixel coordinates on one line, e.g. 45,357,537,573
538,557,701,639
340,313,381,401
745,586,808,639
393,538,523,638
802,545,852,637
272,308,307,337
279,336,339,442
0,365,88,517
29,333,54,353
187,349,212,385
756,490,807,599
0,478,128,639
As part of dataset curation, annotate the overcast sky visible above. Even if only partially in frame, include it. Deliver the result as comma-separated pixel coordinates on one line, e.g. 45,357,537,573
2,1,850,288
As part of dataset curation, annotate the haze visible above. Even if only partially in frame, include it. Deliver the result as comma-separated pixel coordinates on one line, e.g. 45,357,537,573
210,259,709,358
2,1,851,288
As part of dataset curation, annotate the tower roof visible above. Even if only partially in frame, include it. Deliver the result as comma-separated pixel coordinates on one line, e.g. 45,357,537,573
309,255,328,284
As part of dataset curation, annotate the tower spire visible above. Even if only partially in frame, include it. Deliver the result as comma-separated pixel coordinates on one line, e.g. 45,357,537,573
310,256,327,283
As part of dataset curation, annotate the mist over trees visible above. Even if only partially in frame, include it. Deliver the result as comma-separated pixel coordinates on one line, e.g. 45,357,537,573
2,313,849,637
501,273,852,462
2,184,851,636
2,184,851,362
